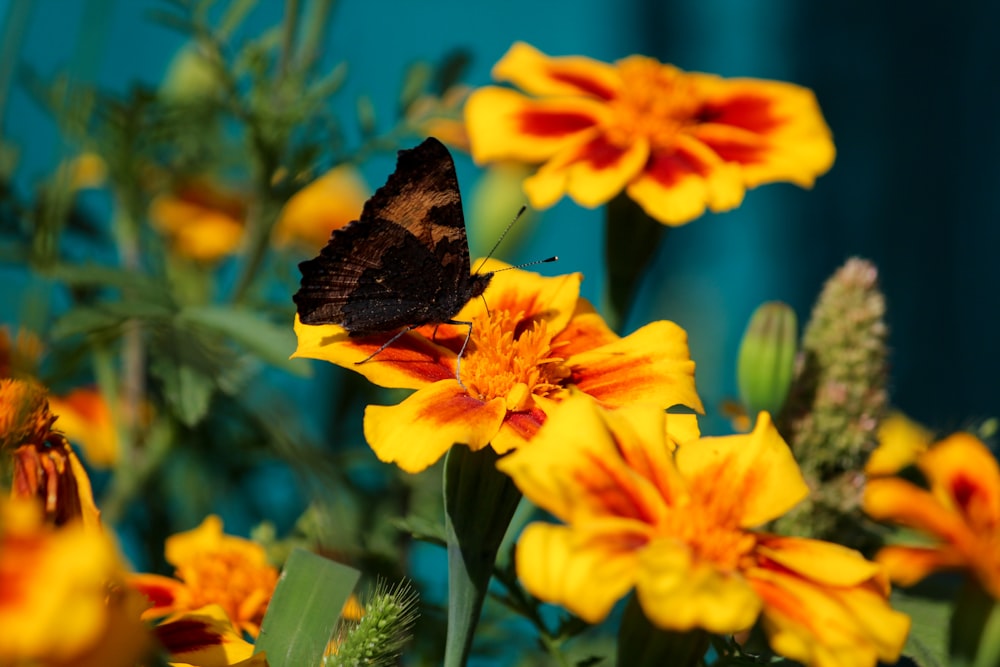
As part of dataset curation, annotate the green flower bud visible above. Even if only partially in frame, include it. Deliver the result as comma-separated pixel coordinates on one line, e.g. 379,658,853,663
737,301,798,418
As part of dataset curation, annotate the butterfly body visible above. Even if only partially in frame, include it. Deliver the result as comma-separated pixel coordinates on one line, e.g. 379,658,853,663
294,137,493,347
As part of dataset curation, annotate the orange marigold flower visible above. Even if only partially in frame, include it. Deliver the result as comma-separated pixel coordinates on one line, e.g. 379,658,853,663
465,42,835,225
130,515,279,638
150,178,248,262
48,387,121,468
273,164,369,251
0,497,150,666
864,432,1000,597
1,378,101,529
293,260,703,473
497,396,909,667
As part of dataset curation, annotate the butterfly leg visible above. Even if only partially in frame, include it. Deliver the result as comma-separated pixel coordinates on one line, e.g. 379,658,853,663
355,327,413,365
448,319,474,392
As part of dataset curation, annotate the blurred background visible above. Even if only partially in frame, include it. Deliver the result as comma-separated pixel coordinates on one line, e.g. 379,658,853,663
0,1,997,660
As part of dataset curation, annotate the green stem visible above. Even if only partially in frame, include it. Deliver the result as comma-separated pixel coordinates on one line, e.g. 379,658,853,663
443,445,522,667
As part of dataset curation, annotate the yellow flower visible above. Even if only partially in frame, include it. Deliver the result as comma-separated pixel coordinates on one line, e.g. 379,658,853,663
465,42,835,225
864,410,934,476
1,378,102,529
497,396,909,667
129,515,279,638
273,165,369,251
0,497,150,666
153,604,261,667
865,432,1000,597
48,387,121,468
293,260,702,473
150,178,248,262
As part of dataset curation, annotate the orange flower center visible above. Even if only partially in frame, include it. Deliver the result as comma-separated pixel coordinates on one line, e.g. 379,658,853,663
175,549,278,635
462,310,571,411
0,378,54,450
604,57,701,150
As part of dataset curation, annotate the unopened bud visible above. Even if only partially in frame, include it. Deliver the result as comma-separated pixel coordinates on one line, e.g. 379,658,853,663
737,302,797,418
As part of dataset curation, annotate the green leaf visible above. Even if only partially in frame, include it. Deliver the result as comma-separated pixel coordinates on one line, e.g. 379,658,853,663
255,548,361,667
617,595,708,667
150,354,215,427
950,579,1000,667
391,514,447,547
178,305,308,375
892,590,950,667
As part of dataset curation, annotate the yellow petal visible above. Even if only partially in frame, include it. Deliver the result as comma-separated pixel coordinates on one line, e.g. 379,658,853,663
676,412,807,527
515,522,642,623
292,315,453,390
465,87,604,164
273,165,369,250
874,545,966,587
156,604,255,667
865,410,933,475
568,320,703,413
635,538,761,633
364,380,506,473
491,41,620,99
754,535,884,588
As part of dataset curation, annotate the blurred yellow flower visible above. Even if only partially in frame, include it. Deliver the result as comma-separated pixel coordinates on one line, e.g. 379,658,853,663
1,378,101,529
498,397,909,667
153,604,259,667
150,179,248,262
48,387,121,468
0,497,150,666
273,164,369,251
865,410,934,476
294,260,702,473
130,515,279,638
865,432,1000,597
465,42,835,225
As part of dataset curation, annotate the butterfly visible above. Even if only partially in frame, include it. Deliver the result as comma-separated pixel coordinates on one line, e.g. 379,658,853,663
293,137,494,374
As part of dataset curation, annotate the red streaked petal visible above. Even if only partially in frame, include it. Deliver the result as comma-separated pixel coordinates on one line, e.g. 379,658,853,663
568,320,703,413
154,604,255,665
293,316,453,390
627,137,746,226
864,478,974,547
364,380,506,473
524,134,649,211
552,298,619,359
918,432,1000,530
874,544,967,588
491,42,620,100
128,573,186,618
754,535,884,588
492,407,546,454
465,87,603,164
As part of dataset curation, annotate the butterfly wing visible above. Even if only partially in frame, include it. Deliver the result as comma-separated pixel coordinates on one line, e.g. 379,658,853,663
294,138,476,333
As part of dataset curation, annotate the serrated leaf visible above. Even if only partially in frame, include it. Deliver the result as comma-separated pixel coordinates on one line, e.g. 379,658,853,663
255,548,361,667
178,305,308,375
151,354,214,426
892,590,950,667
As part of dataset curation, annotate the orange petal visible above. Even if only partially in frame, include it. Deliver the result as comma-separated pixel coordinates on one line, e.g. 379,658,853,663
676,413,807,527
919,432,1000,530
455,259,583,338
568,320,703,413
515,521,643,623
364,380,506,473
689,74,835,188
465,87,604,164
626,134,745,226
601,403,687,507
491,41,620,100
273,164,368,250
128,573,188,619
524,134,650,210
636,538,761,633
497,393,668,524
552,298,619,358
874,545,967,588
754,535,884,588
749,566,909,667
292,316,454,390
154,604,255,666
864,477,972,546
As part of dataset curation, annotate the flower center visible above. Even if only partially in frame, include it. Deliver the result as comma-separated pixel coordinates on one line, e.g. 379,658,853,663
176,549,278,632
657,485,757,572
0,378,54,450
604,56,701,150
462,310,571,411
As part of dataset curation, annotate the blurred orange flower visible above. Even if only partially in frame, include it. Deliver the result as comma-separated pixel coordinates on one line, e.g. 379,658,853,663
273,164,369,251
0,378,101,529
130,515,279,638
498,397,909,667
0,497,150,666
294,260,702,473
865,432,1000,597
465,42,835,225
150,179,247,262
48,387,121,468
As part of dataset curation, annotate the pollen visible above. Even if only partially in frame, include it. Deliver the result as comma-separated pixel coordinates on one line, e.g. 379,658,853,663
462,310,570,410
604,57,701,150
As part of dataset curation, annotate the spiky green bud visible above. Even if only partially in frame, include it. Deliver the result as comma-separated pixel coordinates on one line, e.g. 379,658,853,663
327,581,419,667
737,301,798,418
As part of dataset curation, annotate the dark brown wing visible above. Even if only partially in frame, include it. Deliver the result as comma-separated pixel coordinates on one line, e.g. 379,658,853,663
293,137,485,334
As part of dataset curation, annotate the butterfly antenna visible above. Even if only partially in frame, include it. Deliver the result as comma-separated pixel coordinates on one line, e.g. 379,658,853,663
490,256,559,273
473,206,528,276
